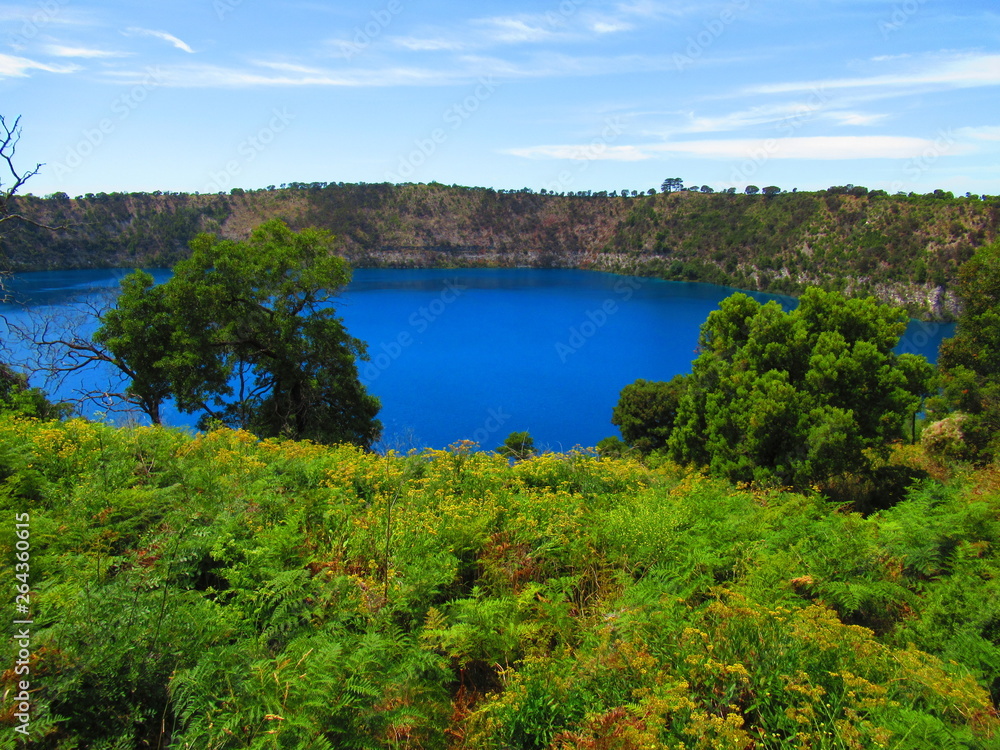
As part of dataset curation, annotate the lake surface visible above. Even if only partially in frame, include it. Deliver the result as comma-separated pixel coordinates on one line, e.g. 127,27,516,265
0,268,955,451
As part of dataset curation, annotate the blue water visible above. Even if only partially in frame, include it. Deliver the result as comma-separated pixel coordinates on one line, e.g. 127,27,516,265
0,268,955,451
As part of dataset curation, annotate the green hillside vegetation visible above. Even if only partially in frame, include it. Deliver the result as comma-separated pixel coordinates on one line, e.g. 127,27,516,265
0,240,999,748
6,183,1000,319
3,193,1000,746
2,418,1000,749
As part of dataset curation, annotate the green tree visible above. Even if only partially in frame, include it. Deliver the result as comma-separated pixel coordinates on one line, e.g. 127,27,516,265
929,240,1000,461
96,219,382,447
667,288,935,488
661,177,683,193
611,375,686,453
0,361,69,419
497,431,537,460
745,185,760,195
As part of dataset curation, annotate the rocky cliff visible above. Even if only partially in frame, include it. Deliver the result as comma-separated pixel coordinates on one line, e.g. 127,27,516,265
5,183,999,319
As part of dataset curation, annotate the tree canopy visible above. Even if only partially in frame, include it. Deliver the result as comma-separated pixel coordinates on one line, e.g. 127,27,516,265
497,431,537,460
660,177,683,193
663,288,934,487
95,219,382,447
611,376,686,454
930,239,1000,461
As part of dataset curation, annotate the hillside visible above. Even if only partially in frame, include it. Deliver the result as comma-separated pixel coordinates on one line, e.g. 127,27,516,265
6,184,1000,319
1,416,999,747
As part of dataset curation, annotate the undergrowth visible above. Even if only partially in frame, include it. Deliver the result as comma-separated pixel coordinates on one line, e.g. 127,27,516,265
0,416,998,748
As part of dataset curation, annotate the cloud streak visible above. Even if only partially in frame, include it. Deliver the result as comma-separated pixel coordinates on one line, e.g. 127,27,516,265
42,44,128,59
506,144,651,161
124,27,195,54
0,52,80,78
741,53,1000,98
508,135,979,162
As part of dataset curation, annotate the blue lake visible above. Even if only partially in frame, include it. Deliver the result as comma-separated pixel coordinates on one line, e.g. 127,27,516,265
0,268,955,451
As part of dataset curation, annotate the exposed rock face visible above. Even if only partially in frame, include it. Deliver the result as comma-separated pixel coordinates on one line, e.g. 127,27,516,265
6,184,998,319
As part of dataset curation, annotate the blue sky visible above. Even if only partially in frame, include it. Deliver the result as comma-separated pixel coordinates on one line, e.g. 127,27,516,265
2,0,999,197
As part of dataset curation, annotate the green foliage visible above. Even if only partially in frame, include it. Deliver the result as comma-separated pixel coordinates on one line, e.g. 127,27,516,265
931,239,1000,462
667,288,936,490
1,416,999,747
0,362,69,420
497,431,537,460
96,219,382,447
611,375,686,453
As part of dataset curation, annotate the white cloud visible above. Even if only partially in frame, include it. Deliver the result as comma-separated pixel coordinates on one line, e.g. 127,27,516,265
870,54,912,63
386,7,645,56
957,126,1000,142
42,43,127,59
391,36,468,52
0,52,79,78
124,27,195,54
650,135,975,160
590,19,634,34
824,111,888,127
671,101,833,135
743,53,1000,97
253,60,330,75
505,144,651,161
471,16,558,44
100,61,461,88
615,0,702,19
506,135,978,162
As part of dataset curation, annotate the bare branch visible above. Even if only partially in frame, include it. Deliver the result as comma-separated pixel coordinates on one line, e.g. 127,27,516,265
0,114,66,233
2,300,160,424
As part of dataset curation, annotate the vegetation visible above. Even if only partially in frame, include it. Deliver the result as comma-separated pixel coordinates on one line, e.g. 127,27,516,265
497,431,538,461
613,291,937,497
0,249,997,746
667,289,935,491
4,184,1000,319
0,234,997,747
2,115,999,745
929,239,1000,462
0,363,68,421
611,376,686,454
94,220,381,447
0,415,998,748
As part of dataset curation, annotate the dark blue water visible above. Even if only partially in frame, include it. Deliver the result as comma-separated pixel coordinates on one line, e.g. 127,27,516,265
0,268,955,451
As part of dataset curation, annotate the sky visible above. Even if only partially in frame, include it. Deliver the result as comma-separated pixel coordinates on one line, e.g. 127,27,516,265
2,0,999,198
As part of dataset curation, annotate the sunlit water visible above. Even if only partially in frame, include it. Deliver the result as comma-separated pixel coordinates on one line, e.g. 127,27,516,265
0,268,954,451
